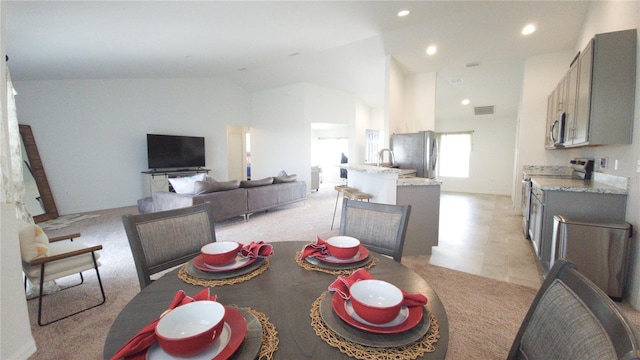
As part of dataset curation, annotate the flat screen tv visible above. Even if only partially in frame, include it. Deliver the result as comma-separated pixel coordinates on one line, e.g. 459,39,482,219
147,134,205,170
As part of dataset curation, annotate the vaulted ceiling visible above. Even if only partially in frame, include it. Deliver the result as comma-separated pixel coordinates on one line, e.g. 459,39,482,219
3,1,590,119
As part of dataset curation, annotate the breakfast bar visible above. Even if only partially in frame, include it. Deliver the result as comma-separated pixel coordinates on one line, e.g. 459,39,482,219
339,164,441,255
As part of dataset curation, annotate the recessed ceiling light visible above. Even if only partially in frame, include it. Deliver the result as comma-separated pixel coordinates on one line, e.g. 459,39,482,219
426,45,437,56
398,10,410,17
461,99,470,105
522,24,536,35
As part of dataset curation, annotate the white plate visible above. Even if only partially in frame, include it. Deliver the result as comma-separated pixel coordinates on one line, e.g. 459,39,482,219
344,300,409,328
319,252,362,264
204,255,251,271
146,322,231,360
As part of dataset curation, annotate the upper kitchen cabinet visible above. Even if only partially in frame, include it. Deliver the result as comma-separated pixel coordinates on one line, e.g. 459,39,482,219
547,29,637,148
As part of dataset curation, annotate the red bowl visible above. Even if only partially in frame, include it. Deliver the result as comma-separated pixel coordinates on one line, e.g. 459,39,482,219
201,241,241,266
156,301,226,357
326,236,360,259
350,279,403,324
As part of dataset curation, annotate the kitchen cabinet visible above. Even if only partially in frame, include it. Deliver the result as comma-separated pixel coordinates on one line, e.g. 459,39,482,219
533,183,627,271
545,29,636,148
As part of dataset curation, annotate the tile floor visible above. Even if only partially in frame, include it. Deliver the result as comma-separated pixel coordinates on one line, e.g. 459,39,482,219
428,192,543,289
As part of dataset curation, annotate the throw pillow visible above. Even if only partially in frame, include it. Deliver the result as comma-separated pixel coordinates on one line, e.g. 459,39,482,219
273,174,297,183
240,177,274,188
168,173,206,194
277,170,288,177
18,222,49,262
194,180,241,194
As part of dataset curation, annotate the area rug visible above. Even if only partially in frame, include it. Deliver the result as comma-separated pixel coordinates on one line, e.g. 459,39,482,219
402,256,640,359
38,214,100,231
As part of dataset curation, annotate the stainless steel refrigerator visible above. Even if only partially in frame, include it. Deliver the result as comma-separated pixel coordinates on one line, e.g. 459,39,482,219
390,131,438,179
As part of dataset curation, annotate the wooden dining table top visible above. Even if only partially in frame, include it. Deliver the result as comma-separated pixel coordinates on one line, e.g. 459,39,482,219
103,241,449,359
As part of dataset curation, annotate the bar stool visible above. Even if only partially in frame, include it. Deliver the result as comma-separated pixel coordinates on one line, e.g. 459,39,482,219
331,185,358,230
344,190,373,202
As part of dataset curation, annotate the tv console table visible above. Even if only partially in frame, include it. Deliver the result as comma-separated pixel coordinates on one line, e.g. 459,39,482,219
141,168,210,197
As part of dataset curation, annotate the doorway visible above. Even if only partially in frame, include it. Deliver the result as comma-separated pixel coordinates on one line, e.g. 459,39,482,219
311,123,348,185
226,125,250,181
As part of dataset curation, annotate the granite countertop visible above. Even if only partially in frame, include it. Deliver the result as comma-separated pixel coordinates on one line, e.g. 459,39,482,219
340,163,417,176
522,165,573,178
397,177,441,186
531,177,628,195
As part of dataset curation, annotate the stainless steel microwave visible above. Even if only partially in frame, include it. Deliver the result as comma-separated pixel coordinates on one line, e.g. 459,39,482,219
550,111,566,147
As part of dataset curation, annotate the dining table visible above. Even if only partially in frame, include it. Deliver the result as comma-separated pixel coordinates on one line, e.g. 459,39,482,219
103,241,449,359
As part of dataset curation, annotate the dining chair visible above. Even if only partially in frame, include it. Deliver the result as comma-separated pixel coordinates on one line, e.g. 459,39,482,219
122,203,217,290
339,199,411,262
18,221,105,326
507,258,640,360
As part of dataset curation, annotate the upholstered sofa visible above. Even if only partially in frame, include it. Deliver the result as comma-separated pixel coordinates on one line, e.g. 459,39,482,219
137,175,307,222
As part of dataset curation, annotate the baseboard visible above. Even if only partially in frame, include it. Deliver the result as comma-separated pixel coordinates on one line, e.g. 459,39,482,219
4,339,37,360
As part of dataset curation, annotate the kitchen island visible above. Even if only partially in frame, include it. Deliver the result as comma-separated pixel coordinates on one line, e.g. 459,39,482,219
339,164,441,255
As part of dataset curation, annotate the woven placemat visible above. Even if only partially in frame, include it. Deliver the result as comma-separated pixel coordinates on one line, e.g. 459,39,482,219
310,292,440,360
244,307,279,360
178,259,270,287
295,251,378,276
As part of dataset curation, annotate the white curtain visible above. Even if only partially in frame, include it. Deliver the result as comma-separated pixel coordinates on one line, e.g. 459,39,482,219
0,66,31,222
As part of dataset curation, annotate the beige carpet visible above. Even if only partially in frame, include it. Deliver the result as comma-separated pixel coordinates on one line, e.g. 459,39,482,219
27,186,640,359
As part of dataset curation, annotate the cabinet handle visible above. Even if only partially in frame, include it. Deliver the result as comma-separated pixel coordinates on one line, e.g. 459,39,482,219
550,120,559,142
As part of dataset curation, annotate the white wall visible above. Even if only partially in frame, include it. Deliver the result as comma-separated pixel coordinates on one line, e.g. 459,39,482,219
13,78,251,214
513,50,574,207
353,100,373,165
250,84,308,184
386,56,404,143
403,72,437,132
251,83,363,188
435,114,517,195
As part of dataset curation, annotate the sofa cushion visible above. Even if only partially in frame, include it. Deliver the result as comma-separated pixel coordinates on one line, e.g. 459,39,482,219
273,174,297,183
194,180,240,194
168,173,206,194
240,177,274,188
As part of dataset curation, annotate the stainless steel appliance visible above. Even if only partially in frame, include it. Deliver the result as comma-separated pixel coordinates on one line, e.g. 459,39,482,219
549,110,566,147
552,215,632,301
390,131,438,179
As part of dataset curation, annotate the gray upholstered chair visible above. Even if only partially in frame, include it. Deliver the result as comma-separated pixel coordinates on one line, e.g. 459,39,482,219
122,203,216,290
339,199,411,262
508,258,640,360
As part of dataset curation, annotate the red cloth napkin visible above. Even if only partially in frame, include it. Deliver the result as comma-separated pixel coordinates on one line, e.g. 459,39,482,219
241,241,274,258
328,269,428,307
299,236,330,260
110,288,217,360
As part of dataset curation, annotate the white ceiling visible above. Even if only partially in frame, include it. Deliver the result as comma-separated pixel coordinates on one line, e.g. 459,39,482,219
3,1,590,119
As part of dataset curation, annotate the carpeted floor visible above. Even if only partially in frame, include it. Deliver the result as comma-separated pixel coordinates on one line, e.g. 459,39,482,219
26,186,640,359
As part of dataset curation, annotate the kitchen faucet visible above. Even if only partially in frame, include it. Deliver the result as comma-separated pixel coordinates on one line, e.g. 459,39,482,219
377,148,396,167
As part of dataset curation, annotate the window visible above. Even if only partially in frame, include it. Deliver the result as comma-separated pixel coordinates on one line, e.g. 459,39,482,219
438,132,472,177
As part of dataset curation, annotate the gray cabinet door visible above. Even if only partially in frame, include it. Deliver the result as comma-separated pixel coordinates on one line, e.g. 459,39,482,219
573,40,592,145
